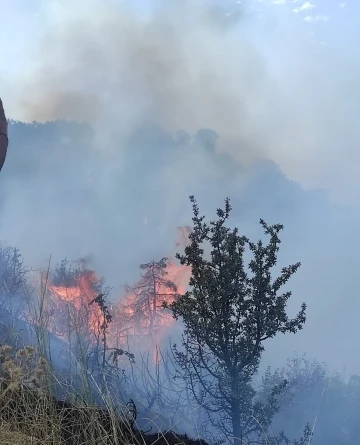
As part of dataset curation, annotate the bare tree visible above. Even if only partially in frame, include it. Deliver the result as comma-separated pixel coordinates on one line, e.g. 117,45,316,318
125,258,178,341
0,242,28,315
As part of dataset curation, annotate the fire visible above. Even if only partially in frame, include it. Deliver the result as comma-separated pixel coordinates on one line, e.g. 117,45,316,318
49,270,96,308
32,227,192,364
110,257,190,362
46,269,104,339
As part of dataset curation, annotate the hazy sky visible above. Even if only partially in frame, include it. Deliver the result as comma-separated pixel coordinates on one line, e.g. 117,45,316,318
0,1,354,68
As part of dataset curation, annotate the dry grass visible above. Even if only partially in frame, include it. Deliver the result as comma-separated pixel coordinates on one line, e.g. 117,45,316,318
0,421,42,444
0,344,208,445
0,344,129,444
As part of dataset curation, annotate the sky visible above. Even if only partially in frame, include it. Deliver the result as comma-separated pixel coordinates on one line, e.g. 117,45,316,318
0,1,354,67
1,0,360,374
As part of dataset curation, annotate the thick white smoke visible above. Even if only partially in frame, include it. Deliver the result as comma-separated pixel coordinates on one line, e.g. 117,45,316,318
5,0,360,202
1,0,360,374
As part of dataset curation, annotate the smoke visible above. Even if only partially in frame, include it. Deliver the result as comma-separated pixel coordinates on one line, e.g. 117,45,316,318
2,0,360,376
5,0,359,201
11,0,266,165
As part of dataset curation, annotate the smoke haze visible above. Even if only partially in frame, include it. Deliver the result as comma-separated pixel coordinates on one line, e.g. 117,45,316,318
1,0,360,374
5,0,360,199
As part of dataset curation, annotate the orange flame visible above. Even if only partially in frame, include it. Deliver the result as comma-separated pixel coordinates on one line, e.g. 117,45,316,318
109,257,190,362
34,227,192,363
46,269,104,339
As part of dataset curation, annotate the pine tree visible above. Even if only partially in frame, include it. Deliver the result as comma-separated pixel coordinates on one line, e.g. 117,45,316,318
126,258,178,339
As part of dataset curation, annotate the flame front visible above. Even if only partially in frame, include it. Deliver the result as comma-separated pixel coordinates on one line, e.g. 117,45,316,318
110,258,190,362
46,269,104,339
34,228,192,363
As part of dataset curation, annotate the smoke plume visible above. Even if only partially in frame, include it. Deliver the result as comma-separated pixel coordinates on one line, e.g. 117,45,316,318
1,0,360,374
5,0,360,200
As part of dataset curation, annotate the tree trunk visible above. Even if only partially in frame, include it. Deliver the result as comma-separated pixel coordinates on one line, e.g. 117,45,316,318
231,400,242,445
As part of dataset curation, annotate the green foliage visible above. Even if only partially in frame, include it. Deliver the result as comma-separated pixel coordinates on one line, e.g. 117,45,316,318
166,196,308,445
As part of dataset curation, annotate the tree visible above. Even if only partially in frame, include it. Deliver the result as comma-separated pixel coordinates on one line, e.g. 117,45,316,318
125,258,178,341
0,242,28,315
262,356,360,445
166,196,309,445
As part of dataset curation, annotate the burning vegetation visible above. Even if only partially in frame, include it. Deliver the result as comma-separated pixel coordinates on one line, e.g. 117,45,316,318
32,229,191,368
0,199,329,445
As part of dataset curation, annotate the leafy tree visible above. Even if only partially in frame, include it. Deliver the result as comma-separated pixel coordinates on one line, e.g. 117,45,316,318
166,196,309,445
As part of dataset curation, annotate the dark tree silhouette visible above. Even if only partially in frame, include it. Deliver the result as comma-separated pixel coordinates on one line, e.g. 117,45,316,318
166,196,310,445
